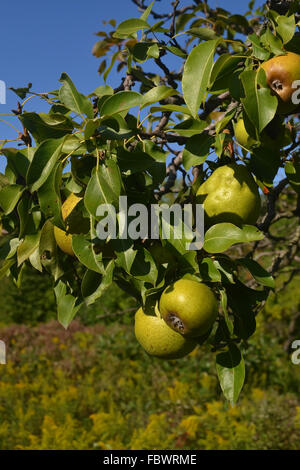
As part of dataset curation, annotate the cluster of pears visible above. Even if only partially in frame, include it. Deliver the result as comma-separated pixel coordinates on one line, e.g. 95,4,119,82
134,279,218,359
135,162,262,359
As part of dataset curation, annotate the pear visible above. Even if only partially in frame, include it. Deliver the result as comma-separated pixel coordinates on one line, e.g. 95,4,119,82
54,193,89,256
234,119,257,150
196,163,261,227
261,52,300,114
134,307,197,359
235,117,291,151
159,279,218,338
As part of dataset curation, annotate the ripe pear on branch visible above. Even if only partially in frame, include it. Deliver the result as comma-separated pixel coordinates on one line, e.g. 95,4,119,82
54,193,89,257
159,279,218,338
134,305,197,360
261,52,300,115
196,164,261,227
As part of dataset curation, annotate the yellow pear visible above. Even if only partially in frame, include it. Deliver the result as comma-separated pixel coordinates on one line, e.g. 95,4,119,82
235,117,291,151
234,119,257,150
196,164,261,227
54,193,89,256
261,52,300,114
159,279,218,338
134,307,197,359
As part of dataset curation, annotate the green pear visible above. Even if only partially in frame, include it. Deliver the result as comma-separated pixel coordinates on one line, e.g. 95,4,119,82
196,163,261,227
134,307,197,359
159,279,218,338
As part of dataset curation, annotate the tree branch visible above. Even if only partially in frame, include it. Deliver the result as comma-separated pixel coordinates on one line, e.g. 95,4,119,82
258,178,289,232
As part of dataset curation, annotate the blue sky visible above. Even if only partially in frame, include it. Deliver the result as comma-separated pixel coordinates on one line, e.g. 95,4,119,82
0,0,256,168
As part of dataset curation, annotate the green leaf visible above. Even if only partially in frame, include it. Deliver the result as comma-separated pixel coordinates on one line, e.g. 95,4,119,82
249,33,270,60
226,281,266,339
84,160,122,219
19,112,74,143
1,148,31,179
204,223,264,253
149,21,169,33
215,108,236,134
130,248,158,285
72,233,104,274
141,86,179,108
9,83,32,99
0,236,20,261
17,196,41,238
220,288,234,335
176,13,194,33
84,118,101,140
133,42,160,62
250,146,281,186
165,46,187,59
210,54,242,91
90,85,114,98
100,91,143,116
276,15,296,44
0,259,15,280
241,69,278,133
140,0,154,21
285,161,300,193
29,246,43,272
17,232,41,266
199,257,222,282
161,214,193,256
39,220,63,281
113,19,150,38
182,133,214,170
61,135,87,155
150,105,193,116
54,279,83,329
113,239,137,274
172,118,207,138
59,73,94,119
26,138,64,192
141,141,168,162
216,344,245,405
0,184,24,214
187,27,217,40
213,257,235,284
261,29,284,55
81,261,114,306
182,39,219,118
103,51,120,81
117,147,157,173
238,258,275,288
38,162,63,227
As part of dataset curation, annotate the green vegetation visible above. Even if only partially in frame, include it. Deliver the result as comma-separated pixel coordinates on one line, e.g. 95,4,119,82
0,268,299,450
0,306,299,450
0,266,136,326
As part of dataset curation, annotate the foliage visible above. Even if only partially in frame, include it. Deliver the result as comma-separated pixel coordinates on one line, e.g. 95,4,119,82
0,0,299,402
0,309,300,450
0,266,136,326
